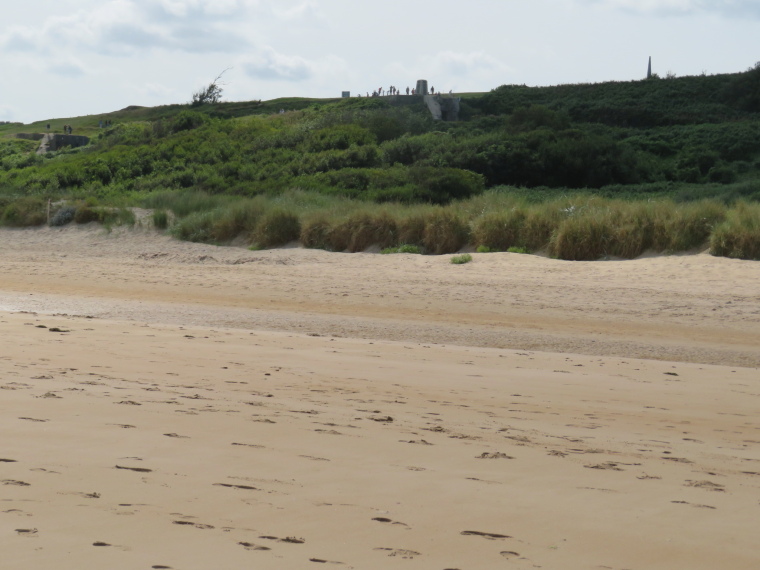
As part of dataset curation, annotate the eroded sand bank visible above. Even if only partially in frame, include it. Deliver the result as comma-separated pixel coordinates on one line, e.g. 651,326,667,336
1,225,759,569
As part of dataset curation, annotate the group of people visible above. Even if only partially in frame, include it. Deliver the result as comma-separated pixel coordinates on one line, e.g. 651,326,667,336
61,125,74,135
363,85,444,98
98,119,113,128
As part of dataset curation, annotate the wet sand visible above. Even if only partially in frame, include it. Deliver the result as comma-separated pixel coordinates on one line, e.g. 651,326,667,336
1,224,759,569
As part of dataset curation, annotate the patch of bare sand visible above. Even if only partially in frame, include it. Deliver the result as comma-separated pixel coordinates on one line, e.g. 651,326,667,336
1,225,759,569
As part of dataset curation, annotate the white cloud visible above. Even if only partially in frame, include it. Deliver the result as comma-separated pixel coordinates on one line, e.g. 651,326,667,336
46,58,88,77
274,0,323,20
434,51,512,76
0,104,17,122
580,0,760,17
241,47,344,82
0,0,257,56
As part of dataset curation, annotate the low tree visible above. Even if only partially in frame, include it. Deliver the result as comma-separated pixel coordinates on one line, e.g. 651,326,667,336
190,68,231,107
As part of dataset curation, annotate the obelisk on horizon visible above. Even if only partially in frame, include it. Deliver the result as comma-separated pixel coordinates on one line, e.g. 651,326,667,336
647,56,652,79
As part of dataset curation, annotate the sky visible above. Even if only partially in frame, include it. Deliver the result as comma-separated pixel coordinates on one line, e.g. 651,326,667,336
1,0,758,124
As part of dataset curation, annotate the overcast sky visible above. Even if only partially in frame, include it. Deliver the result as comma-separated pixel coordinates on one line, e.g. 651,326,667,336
1,0,758,124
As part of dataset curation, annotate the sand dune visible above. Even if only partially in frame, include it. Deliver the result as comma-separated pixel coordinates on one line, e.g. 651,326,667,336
1,225,759,569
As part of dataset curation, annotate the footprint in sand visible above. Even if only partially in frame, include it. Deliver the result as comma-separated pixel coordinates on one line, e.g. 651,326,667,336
259,535,306,544
500,551,521,559
374,548,420,559
214,483,259,491
3,480,31,486
476,452,514,459
238,541,271,551
173,521,215,529
686,480,725,492
460,530,510,539
372,517,410,527
115,465,153,473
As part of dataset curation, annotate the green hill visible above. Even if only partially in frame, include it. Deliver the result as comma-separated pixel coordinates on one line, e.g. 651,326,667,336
1,66,759,260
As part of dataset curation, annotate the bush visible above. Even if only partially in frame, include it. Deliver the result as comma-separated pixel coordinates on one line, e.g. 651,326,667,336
152,210,169,229
50,205,76,227
381,244,422,254
709,202,760,260
472,210,526,251
252,210,301,248
2,197,47,227
329,211,398,252
301,216,333,250
397,214,426,246
550,212,612,261
450,253,473,264
74,205,101,224
423,209,469,254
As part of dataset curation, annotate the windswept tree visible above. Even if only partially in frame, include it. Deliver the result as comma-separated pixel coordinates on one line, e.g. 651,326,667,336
190,68,231,107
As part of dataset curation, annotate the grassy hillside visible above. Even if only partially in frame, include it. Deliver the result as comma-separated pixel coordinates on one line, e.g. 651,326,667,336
1,65,759,259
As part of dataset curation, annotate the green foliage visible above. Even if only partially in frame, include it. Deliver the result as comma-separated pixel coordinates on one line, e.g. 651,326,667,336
50,205,76,226
450,253,473,264
472,210,526,251
382,244,422,254
507,246,529,254
2,196,46,227
152,209,169,229
423,209,469,254
329,211,398,252
710,202,760,260
252,210,301,248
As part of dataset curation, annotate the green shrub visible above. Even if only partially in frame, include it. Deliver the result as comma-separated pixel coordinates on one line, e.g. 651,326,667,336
329,211,398,252
381,244,422,254
252,210,301,248
450,253,473,264
50,205,76,227
423,209,469,254
654,201,726,251
507,246,529,254
301,216,333,250
709,202,760,260
152,209,169,229
74,205,101,224
550,212,612,261
2,197,47,227
476,245,491,253
397,214,426,246
97,207,136,229
472,210,526,251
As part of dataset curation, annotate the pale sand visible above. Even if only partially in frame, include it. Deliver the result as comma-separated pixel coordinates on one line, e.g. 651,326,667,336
1,224,759,569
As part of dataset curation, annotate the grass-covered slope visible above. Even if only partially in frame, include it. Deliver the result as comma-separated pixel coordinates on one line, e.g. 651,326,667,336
1,65,759,259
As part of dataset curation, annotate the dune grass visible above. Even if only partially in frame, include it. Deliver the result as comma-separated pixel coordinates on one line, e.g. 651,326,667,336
1,187,756,260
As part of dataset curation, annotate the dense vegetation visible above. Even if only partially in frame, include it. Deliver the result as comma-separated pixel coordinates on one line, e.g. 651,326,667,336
1,64,759,260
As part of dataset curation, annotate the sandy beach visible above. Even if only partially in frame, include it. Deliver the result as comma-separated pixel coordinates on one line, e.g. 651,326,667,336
1,224,759,570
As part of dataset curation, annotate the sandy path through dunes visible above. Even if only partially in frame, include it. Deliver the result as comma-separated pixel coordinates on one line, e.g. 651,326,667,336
1,225,759,366
1,225,759,569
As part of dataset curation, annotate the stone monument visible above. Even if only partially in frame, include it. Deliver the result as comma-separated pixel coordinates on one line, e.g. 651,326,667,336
415,80,428,96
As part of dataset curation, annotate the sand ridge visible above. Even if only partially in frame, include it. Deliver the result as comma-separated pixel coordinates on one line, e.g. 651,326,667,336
1,225,759,569
1,224,759,366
